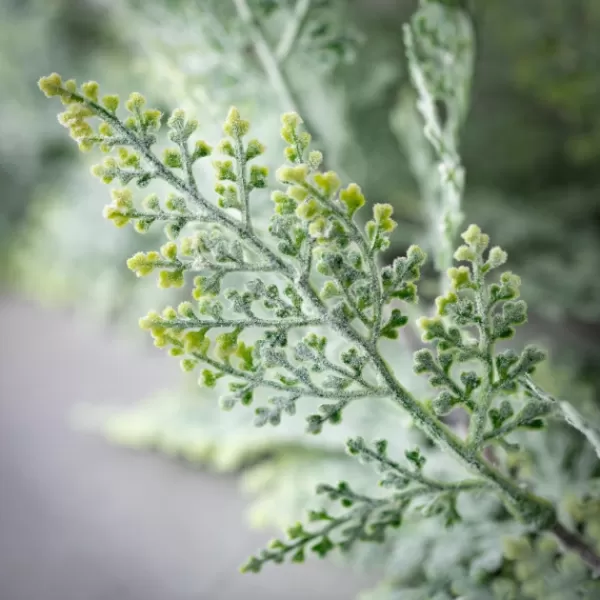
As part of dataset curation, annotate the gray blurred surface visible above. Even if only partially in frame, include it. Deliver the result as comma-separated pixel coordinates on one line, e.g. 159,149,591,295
0,296,366,600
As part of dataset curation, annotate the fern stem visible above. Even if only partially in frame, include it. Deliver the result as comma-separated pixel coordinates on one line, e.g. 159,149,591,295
552,522,600,573
467,256,495,450
365,347,555,527
233,132,252,231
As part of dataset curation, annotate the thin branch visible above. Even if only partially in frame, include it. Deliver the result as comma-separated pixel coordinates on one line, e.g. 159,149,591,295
320,356,377,393
232,0,299,111
467,258,496,451
157,316,325,331
195,351,389,401
356,443,490,493
552,522,600,573
233,133,252,231
275,0,312,63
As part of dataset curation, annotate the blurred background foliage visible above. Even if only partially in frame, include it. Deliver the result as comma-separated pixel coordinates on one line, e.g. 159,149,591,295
5,0,600,334
3,0,600,596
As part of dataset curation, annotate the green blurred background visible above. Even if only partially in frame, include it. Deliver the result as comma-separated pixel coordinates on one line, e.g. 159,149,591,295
1,0,599,598
4,0,599,370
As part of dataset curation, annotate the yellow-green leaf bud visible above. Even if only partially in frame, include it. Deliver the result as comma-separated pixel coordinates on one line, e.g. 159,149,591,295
127,251,160,276
416,316,445,342
271,191,297,215
162,306,177,320
165,193,186,212
295,198,320,220
125,92,146,112
235,342,254,371
160,241,178,261
134,219,152,234
163,148,182,169
436,292,458,316
213,160,236,182
284,146,299,163
453,244,476,262
102,94,120,112
313,171,341,197
308,151,323,170
158,269,184,288
98,122,113,136
487,246,508,269
78,138,95,152
38,73,63,97
217,139,235,157
276,165,308,185
249,165,268,189
180,359,198,372
246,139,266,161
308,217,328,238
192,140,212,160
110,188,133,210
280,112,302,143
373,203,397,233
321,281,340,300
215,330,239,361
81,81,99,102
143,109,162,130
461,224,489,253
223,106,250,138
179,236,194,257
297,132,311,150
183,330,210,355
177,301,195,319
167,108,186,130
139,310,161,330
373,203,393,221
60,79,77,104
193,275,220,299
447,266,472,290
339,183,365,217
103,206,130,227
287,185,308,202
201,369,221,387
142,194,160,212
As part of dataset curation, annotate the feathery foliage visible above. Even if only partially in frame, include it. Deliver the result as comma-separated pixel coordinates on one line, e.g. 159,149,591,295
39,0,600,596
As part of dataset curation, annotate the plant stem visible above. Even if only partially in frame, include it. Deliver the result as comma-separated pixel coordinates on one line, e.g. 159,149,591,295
276,0,312,63
467,257,495,450
364,346,600,570
232,0,299,112
233,133,252,231
367,348,553,523
552,522,600,573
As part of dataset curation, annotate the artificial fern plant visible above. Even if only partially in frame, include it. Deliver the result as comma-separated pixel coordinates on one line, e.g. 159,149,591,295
38,0,600,595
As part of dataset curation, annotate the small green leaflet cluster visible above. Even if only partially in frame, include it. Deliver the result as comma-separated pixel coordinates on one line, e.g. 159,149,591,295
242,436,489,573
38,72,425,439
414,224,550,454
